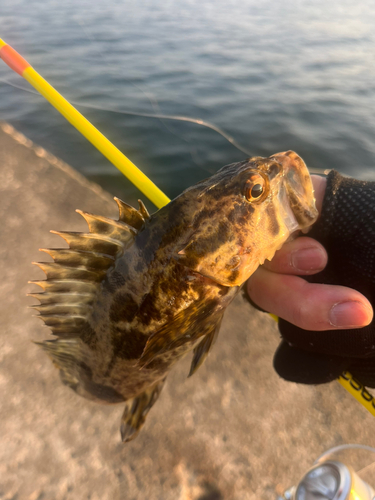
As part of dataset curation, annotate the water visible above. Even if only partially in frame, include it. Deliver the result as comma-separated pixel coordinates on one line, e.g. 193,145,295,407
1,0,375,208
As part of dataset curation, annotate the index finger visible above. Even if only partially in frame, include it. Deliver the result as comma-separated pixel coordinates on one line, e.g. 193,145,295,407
263,236,327,275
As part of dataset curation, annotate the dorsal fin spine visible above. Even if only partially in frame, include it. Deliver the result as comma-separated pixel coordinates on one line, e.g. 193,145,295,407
51,230,125,247
114,196,146,230
32,262,105,282
30,303,92,315
27,292,93,304
76,210,138,237
29,280,98,293
39,248,115,270
138,199,150,220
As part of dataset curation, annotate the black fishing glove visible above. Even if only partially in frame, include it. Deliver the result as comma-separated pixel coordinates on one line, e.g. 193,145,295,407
274,170,375,386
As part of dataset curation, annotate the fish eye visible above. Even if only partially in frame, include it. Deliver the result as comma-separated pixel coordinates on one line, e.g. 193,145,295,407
244,175,267,203
250,184,263,198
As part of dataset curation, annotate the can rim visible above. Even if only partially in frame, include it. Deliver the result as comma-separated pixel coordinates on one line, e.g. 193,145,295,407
294,461,351,500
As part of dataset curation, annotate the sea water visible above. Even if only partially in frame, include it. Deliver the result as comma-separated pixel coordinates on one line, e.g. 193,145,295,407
1,0,375,206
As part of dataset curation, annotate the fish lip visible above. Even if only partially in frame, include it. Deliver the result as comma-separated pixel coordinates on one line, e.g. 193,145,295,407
285,189,319,229
278,185,301,235
271,151,319,230
276,175,318,235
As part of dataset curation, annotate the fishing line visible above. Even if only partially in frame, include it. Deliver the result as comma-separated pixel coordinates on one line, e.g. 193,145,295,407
0,75,329,175
0,76,252,158
69,20,330,176
73,16,229,172
73,17,181,145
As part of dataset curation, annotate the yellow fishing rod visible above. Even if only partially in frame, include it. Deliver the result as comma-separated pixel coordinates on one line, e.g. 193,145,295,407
0,38,170,209
1,38,373,419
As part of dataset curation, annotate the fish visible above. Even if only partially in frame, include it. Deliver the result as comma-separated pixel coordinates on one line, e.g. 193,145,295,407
29,150,318,442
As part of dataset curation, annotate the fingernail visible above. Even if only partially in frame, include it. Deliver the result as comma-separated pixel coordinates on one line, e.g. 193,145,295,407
291,247,326,272
329,301,373,328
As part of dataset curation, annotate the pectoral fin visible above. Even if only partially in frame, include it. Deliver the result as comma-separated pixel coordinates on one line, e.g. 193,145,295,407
138,300,223,369
188,317,222,377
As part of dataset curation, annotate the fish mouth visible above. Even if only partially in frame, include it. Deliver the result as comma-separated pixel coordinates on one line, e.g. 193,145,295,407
284,186,319,229
271,150,319,230
278,186,301,235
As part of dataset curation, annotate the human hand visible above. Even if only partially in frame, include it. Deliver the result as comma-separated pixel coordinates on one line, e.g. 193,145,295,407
247,175,373,332
246,172,375,385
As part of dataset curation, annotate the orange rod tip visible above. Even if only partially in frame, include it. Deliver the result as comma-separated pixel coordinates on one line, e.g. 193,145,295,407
0,43,30,76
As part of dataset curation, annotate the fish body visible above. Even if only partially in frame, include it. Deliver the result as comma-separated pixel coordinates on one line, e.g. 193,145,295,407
31,151,318,441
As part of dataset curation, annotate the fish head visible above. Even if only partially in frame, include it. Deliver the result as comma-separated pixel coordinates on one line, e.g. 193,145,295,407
175,150,318,286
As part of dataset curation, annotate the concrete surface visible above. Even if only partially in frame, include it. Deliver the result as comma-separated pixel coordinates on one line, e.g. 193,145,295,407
1,122,375,500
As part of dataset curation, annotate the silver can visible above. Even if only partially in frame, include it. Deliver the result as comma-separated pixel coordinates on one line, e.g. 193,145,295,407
280,460,374,500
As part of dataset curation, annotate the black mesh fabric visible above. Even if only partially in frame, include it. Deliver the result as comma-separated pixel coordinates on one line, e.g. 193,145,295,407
274,170,375,386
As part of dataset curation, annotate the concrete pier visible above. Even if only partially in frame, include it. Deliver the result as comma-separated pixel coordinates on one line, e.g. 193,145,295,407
1,122,374,500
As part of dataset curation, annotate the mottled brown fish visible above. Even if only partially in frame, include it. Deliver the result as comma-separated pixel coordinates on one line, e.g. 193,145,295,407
30,151,318,442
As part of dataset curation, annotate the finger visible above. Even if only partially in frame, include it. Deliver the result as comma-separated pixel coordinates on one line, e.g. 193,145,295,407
247,267,373,331
263,236,327,275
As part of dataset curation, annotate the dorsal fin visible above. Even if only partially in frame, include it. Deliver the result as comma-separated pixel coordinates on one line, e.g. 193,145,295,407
30,199,140,341
39,248,115,271
50,230,125,256
114,197,150,230
28,291,93,305
32,261,105,282
76,210,137,244
28,279,97,294
137,199,150,221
